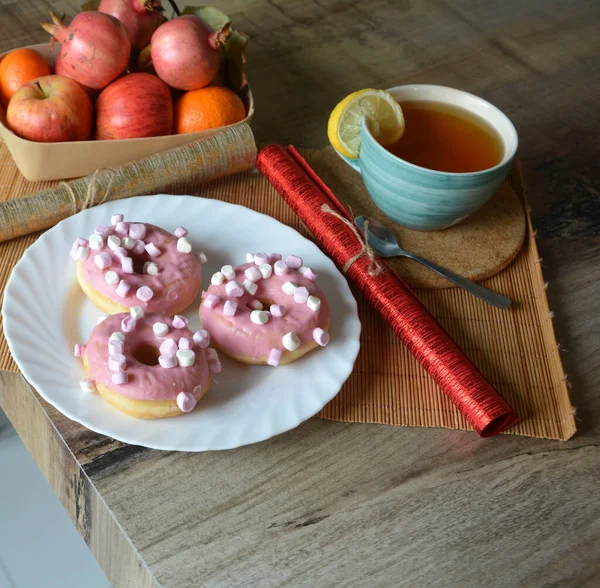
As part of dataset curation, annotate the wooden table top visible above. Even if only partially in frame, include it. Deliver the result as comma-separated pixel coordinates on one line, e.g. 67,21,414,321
1,0,599,586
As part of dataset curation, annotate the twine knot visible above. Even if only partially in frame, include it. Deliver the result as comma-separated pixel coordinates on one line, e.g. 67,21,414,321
61,167,117,215
321,203,383,276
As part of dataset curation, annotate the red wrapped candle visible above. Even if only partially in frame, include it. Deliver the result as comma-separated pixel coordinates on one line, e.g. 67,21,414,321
257,144,519,437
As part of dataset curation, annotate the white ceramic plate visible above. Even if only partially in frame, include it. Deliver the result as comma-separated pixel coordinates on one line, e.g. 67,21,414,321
3,195,361,451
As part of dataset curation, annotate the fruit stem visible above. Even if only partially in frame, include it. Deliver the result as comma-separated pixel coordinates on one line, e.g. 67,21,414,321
141,0,164,12
166,0,180,16
34,80,46,98
210,22,233,49
40,11,64,40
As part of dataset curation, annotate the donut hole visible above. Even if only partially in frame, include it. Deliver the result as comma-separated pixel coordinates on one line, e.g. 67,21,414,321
132,345,161,366
128,250,152,275
257,298,276,308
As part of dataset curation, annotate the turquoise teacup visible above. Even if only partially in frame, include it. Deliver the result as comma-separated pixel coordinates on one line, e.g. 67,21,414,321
336,85,518,231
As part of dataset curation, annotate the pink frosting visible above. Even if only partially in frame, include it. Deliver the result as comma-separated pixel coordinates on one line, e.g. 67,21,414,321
85,312,210,401
200,260,330,362
79,222,202,315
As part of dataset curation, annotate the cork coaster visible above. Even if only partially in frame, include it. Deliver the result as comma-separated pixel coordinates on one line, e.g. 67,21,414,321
308,147,526,288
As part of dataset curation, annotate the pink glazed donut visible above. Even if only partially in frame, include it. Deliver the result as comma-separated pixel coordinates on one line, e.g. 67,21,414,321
71,215,206,316
79,311,221,419
199,253,331,366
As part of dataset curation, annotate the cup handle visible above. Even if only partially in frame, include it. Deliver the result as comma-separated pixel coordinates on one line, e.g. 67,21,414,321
334,151,362,175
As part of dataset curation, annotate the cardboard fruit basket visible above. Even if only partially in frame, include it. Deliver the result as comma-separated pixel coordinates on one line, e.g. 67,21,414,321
0,43,254,181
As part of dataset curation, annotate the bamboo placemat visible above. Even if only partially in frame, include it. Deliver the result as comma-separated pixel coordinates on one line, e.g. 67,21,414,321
0,143,576,440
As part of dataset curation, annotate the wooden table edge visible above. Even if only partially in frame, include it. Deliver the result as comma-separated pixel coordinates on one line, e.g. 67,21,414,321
0,370,157,587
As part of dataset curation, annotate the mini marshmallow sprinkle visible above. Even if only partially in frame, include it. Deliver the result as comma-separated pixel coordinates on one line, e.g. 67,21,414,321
94,252,111,269
172,315,188,329
177,391,196,412
145,242,161,258
80,379,96,394
225,281,244,298
130,305,144,320
204,293,219,309
282,281,298,295
133,240,146,255
174,226,188,238
108,353,127,372
313,328,330,346
177,237,192,253
112,372,129,385
285,255,303,269
268,348,282,367
254,252,269,265
211,272,224,286
136,286,154,302
303,267,318,281
250,310,269,325
269,253,282,262
274,260,289,276
70,237,87,259
176,349,196,367
193,329,210,348
76,246,89,261
282,331,301,351
259,263,273,279
111,214,124,226
108,340,123,356
115,221,129,236
223,299,238,316
129,223,146,240
179,337,192,350
116,280,131,298
107,235,121,251
307,295,321,312
159,338,178,357
121,257,134,274
121,315,136,333
270,304,285,318
153,322,169,336
121,236,135,250
110,331,125,342
94,225,111,238
294,286,310,304
209,357,222,374
144,261,159,275
73,343,85,357
89,234,104,250
207,348,218,361
113,246,127,260
245,253,255,263
197,252,208,264
159,355,177,368
221,265,235,280
243,279,258,295
105,270,119,285
249,299,264,310
245,266,262,282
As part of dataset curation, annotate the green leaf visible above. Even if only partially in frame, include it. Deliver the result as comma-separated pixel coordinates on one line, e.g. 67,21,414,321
180,5,230,31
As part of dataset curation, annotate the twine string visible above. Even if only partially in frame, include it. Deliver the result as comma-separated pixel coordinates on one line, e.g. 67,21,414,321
61,168,118,216
321,203,383,276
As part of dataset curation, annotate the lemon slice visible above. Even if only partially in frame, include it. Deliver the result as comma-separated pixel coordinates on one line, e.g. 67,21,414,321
327,89,405,159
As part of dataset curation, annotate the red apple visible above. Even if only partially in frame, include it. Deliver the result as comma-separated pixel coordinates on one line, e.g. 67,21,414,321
95,73,173,140
6,75,93,142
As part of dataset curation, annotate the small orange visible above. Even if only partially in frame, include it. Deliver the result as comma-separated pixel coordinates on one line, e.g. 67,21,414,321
173,86,246,134
0,48,51,107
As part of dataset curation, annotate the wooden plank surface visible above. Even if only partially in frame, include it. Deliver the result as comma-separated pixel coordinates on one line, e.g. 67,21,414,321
0,0,599,586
